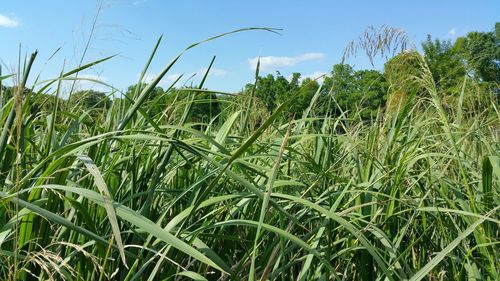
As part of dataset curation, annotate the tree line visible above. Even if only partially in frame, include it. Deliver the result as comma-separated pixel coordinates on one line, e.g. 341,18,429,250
3,23,498,124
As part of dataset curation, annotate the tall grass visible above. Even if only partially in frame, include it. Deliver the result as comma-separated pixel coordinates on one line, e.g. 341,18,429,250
0,29,499,280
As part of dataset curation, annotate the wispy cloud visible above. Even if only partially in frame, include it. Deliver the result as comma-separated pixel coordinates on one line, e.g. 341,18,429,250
139,73,155,83
132,0,148,5
447,28,457,37
166,73,182,82
74,74,109,92
138,72,179,88
300,71,328,83
248,53,325,71
0,14,20,28
287,71,328,84
139,68,228,88
197,67,228,77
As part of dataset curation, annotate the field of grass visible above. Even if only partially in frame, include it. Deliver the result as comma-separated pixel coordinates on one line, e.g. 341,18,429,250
0,29,499,280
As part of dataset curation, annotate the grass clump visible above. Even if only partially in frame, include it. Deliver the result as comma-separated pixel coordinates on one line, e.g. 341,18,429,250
0,27,499,281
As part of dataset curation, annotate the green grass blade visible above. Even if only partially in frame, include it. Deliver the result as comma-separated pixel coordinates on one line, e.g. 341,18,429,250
409,206,500,281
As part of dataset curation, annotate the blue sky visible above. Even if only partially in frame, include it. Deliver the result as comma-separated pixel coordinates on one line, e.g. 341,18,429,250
0,0,498,94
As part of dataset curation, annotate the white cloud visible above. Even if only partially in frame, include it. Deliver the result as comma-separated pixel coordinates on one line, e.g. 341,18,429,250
447,28,457,37
197,67,227,77
0,14,19,28
166,73,182,82
300,71,328,83
137,72,182,88
138,68,227,88
132,0,147,5
139,73,155,83
287,71,327,84
74,74,109,92
139,72,179,82
248,53,325,71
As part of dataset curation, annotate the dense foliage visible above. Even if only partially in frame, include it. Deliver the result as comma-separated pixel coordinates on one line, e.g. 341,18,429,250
0,24,499,280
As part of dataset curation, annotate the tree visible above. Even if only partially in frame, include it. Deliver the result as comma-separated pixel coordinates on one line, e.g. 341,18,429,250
254,72,300,114
254,74,278,112
321,64,387,119
353,69,387,119
287,77,320,119
274,73,297,105
422,35,466,94
329,64,357,112
189,91,221,123
71,90,111,110
125,84,166,117
31,93,65,113
153,87,222,125
454,23,500,84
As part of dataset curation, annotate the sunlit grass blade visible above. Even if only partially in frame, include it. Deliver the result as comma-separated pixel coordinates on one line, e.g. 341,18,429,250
77,155,127,268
